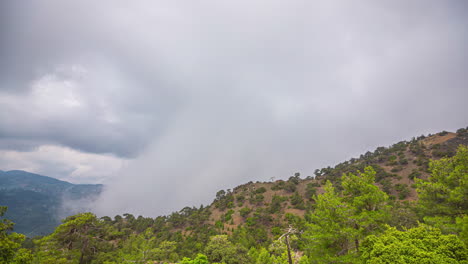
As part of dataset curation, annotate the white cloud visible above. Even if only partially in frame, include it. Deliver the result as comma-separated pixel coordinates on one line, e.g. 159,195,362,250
0,144,126,183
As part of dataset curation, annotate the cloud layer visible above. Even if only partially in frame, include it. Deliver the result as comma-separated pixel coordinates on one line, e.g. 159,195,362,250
1,0,467,216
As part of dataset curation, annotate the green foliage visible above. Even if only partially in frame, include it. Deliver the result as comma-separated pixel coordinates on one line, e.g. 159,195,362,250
416,145,468,234
0,206,27,264
408,169,422,180
204,235,249,264
180,253,209,264
214,190,234,211
223,209,235,222
361,225,467,263
269,195,287,214
290,192,305,210
283,182,297,193
235,195,245,206
395,183,410,200
380,178,392,194
239,207,252,218
35,212,107,264
305,182,318,200
305,181,357,261
305,167,389,261
271,181,285,191
249,194,264,205
254,187,267,194
386,202,418,230
341,167,389,243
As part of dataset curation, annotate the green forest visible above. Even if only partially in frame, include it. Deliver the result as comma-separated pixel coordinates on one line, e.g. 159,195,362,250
1,135,467,263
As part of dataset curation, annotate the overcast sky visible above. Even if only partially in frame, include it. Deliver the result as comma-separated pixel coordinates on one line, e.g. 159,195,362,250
1,0,467,216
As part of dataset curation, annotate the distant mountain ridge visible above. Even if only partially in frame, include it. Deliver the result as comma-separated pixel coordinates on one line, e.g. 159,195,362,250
0,170,102,236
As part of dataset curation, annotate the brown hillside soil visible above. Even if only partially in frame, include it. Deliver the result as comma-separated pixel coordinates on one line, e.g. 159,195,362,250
422,132,456,146
196,130,468,237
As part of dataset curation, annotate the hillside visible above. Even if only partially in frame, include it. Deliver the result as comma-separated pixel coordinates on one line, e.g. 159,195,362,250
1,127,466,263
74,128,466,256
3,129,466,238
200,128,468,232
0,170,102,236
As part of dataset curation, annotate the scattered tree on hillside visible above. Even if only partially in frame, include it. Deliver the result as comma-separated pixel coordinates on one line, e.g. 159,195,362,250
416,145,468,234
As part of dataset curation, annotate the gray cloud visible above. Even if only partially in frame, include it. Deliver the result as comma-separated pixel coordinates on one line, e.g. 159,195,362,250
1,0,467,216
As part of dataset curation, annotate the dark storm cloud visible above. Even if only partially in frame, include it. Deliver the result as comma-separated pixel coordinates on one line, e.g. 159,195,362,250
1,0,467,215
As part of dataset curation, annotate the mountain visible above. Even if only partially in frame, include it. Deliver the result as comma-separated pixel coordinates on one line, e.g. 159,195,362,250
2,127,467,239
1,127,467,263
159,127,468,237
0,170,102,236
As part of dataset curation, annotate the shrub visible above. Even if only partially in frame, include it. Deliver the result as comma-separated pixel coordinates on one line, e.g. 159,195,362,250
255,187,267,194
439,130,448,136
284,182,297,193
395,183,410,200
408,170,422,180
239,207,252,218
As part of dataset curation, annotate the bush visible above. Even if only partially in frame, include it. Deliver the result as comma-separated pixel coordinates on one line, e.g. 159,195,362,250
239,207,252,218
305,183,317,200
249,194,264,205
456,128,467,135
399,158,408,165
284,182,297,193
223,209,235,222
236,195,245,203
395,183,410,200
408,170,422,180
271,181,285,191
255,187,267,194
290,192,305,209
269,195,287,213
381,179,393,194
439,131,448,136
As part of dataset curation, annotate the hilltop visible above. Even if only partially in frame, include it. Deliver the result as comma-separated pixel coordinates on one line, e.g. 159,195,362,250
197,128,468,232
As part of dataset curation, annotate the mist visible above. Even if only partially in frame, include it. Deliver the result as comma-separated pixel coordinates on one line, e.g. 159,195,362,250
1,1,467,217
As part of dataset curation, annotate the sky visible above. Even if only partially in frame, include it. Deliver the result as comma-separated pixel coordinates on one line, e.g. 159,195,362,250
1,0,467,216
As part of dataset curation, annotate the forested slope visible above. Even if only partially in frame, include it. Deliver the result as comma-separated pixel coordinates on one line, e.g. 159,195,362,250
1,127,467,263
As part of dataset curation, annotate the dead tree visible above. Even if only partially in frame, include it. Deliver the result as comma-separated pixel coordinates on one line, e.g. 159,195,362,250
278,225,301,264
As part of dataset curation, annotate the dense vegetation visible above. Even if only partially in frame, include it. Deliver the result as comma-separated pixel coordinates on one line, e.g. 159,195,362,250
1,129,467,263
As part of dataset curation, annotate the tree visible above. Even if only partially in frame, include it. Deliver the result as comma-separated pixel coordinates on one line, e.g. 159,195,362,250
36,213,105,264
304,167,389,261
416,145,468,234
278,226,300,264
179,253,209,264
116,229,158,263
0,206,29,264
304,181,356,261
361,225,467,263
204,235,249,264
341,167,389,252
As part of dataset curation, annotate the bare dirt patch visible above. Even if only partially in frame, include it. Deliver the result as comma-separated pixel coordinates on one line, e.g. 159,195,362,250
422,132,456,146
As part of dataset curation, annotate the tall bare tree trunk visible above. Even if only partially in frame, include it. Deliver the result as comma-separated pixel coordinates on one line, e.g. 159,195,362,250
285,235,293,264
